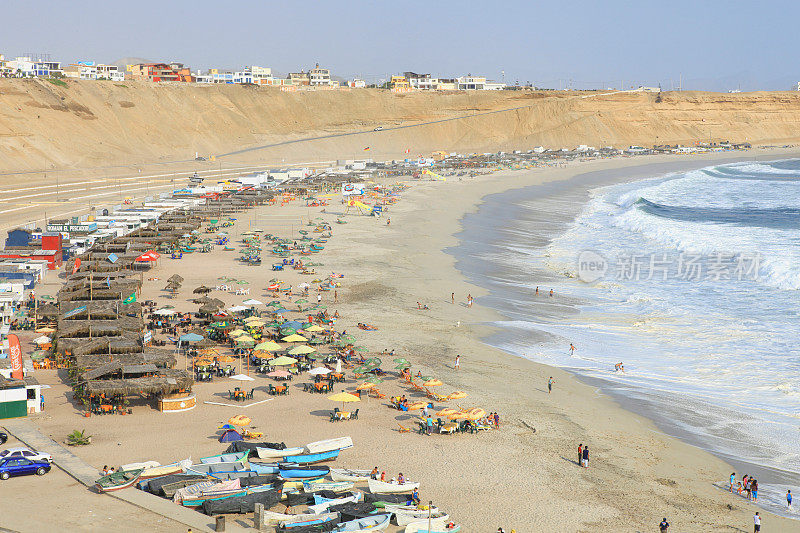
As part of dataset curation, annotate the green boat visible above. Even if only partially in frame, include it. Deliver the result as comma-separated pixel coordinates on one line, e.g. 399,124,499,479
95,468,144,492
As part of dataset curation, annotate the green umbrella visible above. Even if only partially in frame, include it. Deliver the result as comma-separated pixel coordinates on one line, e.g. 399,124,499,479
340,334,356,343
307,337,326,345
354,346,369,352
394,363,410,370
294,299,309,304
364,376,384,384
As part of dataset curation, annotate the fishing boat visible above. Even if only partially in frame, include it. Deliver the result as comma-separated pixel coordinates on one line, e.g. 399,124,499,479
282,448,339,464
200,450,249,464
404,520,460,533
305,436,353,453
307,493,362,514
256,446,304,459
264,511,337,527
302,480,353,492
159,477,216,499
95,468,144,492
174,479,245,507
281,512,339,529
282,476,324,491
395,511,449,527
181,489,247,507
333,513,391,532
278,464,330,480
330,468,371,482
367,478,420,494
185,462,252,477
139,459,192,479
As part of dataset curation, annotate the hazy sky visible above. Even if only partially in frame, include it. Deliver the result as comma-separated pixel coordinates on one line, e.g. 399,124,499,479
2,1,798,91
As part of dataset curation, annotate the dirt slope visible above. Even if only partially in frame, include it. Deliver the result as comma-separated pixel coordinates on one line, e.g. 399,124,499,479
2,79,800,173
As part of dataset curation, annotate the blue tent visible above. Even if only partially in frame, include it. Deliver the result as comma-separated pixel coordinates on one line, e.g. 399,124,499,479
218,429,243,443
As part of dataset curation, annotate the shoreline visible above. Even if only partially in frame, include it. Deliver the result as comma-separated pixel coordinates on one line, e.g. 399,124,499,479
9,147,800,531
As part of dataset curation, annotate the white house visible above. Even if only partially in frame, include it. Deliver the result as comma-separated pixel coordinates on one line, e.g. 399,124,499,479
309,64,332,86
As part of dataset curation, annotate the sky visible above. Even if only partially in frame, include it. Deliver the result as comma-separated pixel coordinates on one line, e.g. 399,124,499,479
2,0,799,91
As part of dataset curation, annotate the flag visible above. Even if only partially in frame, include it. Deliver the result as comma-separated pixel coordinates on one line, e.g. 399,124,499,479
123,292,137,305
363,146,370,151
8,334,23,380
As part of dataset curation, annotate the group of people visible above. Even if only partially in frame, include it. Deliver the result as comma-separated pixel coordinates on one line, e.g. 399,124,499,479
730,472,760,502
577,443,589,468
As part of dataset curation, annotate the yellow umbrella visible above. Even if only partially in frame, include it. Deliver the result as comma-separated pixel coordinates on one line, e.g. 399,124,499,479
448,412,470,420
304,324,324,332
282,333,307,342
244,316,263,323
436,407,458,417
447,391,467,400
229,329,246,337
423,379,443,387
253,350,274,359
465,408,486,421
328,392,361,409
288,345,316,355
255,340,282,351
271,356,298,366
227,414,251,426
407,401,427,411
356,382,375,390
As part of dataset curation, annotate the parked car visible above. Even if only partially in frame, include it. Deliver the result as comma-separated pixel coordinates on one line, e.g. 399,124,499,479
373,126,384,131
0,432,7,445
0,447,52,463
0,457,51,480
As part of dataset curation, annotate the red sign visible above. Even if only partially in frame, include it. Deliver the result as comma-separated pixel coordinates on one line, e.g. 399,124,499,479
71,257,81,274
8,334,23,380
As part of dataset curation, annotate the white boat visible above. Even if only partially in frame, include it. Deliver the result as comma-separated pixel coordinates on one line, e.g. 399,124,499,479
330,468,372,482
141,458,192,479
121,460,160,471
404,519,459,533
334,513,391,532
396,511,449,527
382,504,439,514
306,493,362,514
263,511,337,526
303,480,354,492
256,446,304,459
305,436,353,454
368,478,420,494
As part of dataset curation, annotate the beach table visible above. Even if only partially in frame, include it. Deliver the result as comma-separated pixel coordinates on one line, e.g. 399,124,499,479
274,384,288,395
330,372,345,382
335,411,351,421
440,423,458,434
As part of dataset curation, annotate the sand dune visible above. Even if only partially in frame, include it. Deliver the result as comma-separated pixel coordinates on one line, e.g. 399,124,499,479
3,79,800,174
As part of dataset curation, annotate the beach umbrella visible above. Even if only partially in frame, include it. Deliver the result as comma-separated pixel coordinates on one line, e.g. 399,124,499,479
168,274,184,284
328,392,361,409
407,401,426,411
266,301,282,308
308,367,331,376
464,408,486,421
423,379,443,387
236,336,255,345
288,345,316,356
192,296,212,305
218,423,236,430
271,356,298,366
393,357,409,364
436,408,459,417
229,329,246,337
230,374,255,381
340,334,356,343
243,299,264,306
245,316,264,323
356,382,375,390
447,391,467,400
294,299,309,305
193,286,213,294
282,333,307,342
303,324,324,332
307,337,325,345
364,376,383,384
227,414,251,427
266,370,291,379
272,308,291,314
35,327,56,334
354,346,368,352
254,340,282,351
394,363,410,370
179,333,204,343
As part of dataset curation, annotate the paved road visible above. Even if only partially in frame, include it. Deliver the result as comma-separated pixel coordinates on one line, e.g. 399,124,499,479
3,418,250,532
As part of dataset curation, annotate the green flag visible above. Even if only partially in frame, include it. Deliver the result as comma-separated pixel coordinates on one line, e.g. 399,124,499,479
122,292,137,305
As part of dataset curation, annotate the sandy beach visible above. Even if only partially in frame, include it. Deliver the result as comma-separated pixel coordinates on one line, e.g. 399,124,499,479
8,149,800,532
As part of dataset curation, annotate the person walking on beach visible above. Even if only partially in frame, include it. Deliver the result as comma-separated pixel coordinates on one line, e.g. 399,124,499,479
467,293,473,307
569,343,576,356
730,472,736,492
451,292,455,304
577,444,583,466
753,512,761,533
751,479,758,501
549,289,554,297
659,518,670,532
317,293,322,304
494,412,500,428
535,286,539,296
370,467,378,480
548,377,554,393
787,489,793,510
455,354,460,370
334,290,338,303
582,445,589,468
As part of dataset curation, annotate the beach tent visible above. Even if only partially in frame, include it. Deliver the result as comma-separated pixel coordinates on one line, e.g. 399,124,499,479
218,429,244,443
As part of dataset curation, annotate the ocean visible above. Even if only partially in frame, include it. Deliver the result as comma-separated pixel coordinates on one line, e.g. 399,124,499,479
454,159,800,519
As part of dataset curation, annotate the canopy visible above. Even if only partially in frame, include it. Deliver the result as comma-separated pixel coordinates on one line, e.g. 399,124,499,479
242,299,264,306
254,341,282,351
271,356,298,366
281,334,307,342
266,370,291,378
303,324,324,332
308,367,331,376
229,329,246,337
288,345,316,355
230,374,255,381
154,308,176,316
179,333,204,342
227,305,248,313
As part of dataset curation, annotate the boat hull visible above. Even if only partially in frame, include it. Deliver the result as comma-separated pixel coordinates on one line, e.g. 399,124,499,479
330,468,371,482
305,436,353,454
367,478,420,494
283,448,339,464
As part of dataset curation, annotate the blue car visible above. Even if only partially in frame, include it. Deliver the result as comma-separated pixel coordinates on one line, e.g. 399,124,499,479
0,457,51,480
